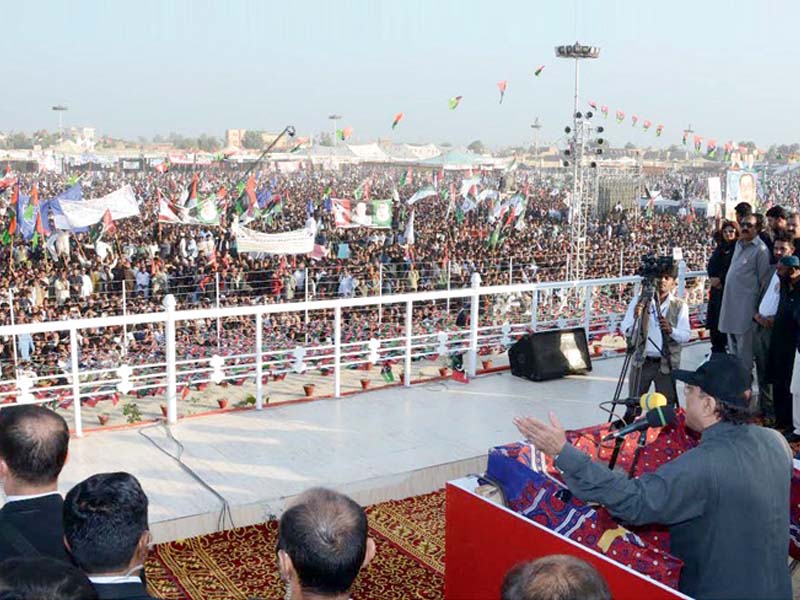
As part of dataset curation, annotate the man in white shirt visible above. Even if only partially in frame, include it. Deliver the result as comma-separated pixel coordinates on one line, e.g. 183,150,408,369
752,231,793,423
620,263,691,408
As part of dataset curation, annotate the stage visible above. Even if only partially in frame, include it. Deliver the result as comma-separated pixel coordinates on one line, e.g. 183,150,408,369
51,344,710,543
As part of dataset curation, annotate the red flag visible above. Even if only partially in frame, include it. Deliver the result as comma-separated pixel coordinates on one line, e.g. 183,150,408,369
102,209,116,235
246,174,257,208
497,80,508,104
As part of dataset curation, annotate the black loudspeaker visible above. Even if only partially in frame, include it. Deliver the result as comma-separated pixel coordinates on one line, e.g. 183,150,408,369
508,328,592,382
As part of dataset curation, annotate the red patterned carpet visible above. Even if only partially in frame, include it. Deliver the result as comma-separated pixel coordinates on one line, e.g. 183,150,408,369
145,490,445,599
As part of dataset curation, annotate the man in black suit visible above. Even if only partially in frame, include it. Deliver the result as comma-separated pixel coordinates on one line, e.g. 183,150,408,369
63,472,154,600
0,404,70,561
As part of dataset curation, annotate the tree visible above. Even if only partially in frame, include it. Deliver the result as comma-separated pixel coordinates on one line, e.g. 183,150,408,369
467,140,485,154
152,134,164,143
7,131,32,149
318,132,334,147
197,134,221,152
624,142,637,150
242,130,264,149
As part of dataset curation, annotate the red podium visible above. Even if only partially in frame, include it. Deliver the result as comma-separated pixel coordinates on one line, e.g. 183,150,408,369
445,477,689,600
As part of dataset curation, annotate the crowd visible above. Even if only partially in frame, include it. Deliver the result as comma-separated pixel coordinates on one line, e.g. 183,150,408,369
0,163,721,384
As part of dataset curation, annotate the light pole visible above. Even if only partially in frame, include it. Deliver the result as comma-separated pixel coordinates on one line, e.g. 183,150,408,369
52,105,68,141
530,117,542,162
555,42,600,283
328,114,342,146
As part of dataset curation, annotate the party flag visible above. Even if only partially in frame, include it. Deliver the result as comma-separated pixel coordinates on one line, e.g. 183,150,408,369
694,136,703,153
497,80,508,104
655,124,664,137
706,139,717,158
601,105,609,118
631,115,639,127
391,112,404,130
380,364,395,383
534,65,545,77
643,120,652,131
682,131,688,146
615,110,625,124
448,96,463,110
289,143,304,153
588,101,598,110
336,126,353,141
102,208,116,235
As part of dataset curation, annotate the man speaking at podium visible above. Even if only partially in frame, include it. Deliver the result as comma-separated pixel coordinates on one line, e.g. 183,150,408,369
513,353,792,600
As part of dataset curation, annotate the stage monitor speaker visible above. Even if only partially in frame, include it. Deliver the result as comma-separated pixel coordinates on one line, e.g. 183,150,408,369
508,328,592,382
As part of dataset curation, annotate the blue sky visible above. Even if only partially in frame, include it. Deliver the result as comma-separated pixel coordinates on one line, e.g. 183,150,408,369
1,0,797,148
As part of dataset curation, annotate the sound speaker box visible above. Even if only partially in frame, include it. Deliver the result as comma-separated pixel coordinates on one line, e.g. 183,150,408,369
508,328,592,382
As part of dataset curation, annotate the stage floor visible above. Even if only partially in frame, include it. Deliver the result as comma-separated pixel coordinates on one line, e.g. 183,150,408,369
37,344,710,542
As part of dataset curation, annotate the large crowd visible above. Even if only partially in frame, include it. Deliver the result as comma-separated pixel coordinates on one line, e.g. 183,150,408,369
0,163,724,379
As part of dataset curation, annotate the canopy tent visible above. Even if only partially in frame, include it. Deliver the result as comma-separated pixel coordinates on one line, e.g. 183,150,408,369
418,148,492,170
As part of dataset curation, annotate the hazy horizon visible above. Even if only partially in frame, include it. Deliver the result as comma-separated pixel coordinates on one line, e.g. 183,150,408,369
2,0,798,149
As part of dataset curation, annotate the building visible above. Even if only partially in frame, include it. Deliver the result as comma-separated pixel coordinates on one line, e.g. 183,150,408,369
225,129,294,150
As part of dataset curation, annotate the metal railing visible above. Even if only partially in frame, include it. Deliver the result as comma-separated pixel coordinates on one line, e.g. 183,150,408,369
0,265,708,436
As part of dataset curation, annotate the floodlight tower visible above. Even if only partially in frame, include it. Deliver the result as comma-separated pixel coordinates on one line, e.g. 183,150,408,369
52,105,68,141
555,42,600,283
328,114,342,146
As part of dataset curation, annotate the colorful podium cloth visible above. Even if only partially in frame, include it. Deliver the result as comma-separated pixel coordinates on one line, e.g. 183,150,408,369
487,414,700,589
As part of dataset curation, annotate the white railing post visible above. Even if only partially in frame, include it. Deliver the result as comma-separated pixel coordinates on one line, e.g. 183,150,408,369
446,260,451,314
215,272,221,351
334,306,342,398
121,282,128,356
255,312,264,410
509,257,514,285
530,287,539,331
69,328,83,437
8,291,18,371
467,272,481,377
404,299,412,387
677,260,687,298
378,263,384,325
583,284,593,333
304,267,309,344
164,294,177,424
619,248,624,277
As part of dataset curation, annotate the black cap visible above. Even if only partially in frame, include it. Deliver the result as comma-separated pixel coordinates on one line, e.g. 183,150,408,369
673,353,751,407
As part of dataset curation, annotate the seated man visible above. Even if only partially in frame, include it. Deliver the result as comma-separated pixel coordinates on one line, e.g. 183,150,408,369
0,557,97,600
63,472,154,600
501,555,610,600
0,405,70,561
277,487,376,600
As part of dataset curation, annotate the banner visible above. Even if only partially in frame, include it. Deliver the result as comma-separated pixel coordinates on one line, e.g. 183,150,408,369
707,177,722,218
406,186,437,205
49,185,86,231
56,185,140,229
332,198,391,229
234,225,315,255
725,170,758,220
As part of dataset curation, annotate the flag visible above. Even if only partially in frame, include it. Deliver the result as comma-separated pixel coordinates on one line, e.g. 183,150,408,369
497,80,508,104
404,210,415,245
706,139,717,158
332,198,351,227
694,136,703,153
354,178,371,202
336,126,353,141
682,131,688,146
289,143,304,153
406,186,437,205
588,101,598,110
631,116,638,127
391,112,404,130
102,208,116,235
601,105,609,118
155,160,170,174
615,110,625,124
643,120,652,131
246,174,257,208
655,124,664,137
534,65,545,77
448,95,463,110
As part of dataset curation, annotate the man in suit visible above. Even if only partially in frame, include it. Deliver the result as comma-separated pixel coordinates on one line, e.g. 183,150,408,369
0,404,70,561
277,487,376,600
719,213,773,384
63,472,154,600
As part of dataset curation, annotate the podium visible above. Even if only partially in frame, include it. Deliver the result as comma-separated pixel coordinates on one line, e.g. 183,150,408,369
446,477,688,600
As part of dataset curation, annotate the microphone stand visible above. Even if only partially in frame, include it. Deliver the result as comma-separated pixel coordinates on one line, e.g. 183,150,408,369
627,429,649,479
607,435,626,471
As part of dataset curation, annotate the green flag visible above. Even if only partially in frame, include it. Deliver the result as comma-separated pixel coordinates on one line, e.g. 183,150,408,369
22,201,34,221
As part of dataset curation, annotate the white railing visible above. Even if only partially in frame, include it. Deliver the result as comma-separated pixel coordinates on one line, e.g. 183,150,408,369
0,266,708,437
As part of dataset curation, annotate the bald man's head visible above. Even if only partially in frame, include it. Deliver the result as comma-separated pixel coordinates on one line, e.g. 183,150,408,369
277,487,373,597
502,555,611,600
0,405,69,486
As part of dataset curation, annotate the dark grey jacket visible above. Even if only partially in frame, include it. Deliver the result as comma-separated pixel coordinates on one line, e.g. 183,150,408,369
555,421,792,599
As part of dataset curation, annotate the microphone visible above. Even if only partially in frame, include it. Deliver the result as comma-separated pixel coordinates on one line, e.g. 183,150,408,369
615,392,669,410
602,405,676,441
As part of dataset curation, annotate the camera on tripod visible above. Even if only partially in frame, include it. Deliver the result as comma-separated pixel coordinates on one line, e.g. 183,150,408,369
637,254,674,282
